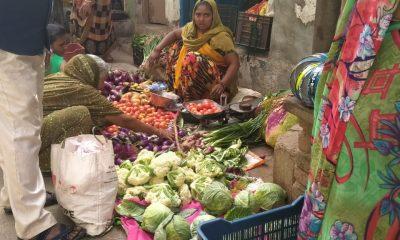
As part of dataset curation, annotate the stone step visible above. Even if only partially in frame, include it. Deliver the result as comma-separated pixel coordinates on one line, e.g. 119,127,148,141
134,23,176,35
109,46,133,65
116,37,134,55
113,19,134,38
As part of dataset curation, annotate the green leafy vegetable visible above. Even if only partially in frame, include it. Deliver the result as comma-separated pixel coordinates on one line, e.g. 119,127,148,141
178,208,197,219
165,215,191,240
116,167,130,196
190,214,216,238
150,151,182,178
201,181,233,216
145,183,182,208
115,200,146,218
190,176,213,201
204,111,268,148
248,182,287,211
135,149,155,165
167,169,186,189
179,184,192,206
224,207,253,221
120,160,133,170
127,164,152,186
123,186,148,199
142,202,173,233
195,158,225,178
234,190,259,212
154,213,174,240
209,140,248,169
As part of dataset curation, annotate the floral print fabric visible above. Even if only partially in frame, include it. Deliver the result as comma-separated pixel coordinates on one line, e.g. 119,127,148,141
165,41,223,101
298,1,400,239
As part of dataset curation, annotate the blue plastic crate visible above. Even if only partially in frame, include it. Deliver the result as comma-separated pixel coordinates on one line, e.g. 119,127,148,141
197,195,304,240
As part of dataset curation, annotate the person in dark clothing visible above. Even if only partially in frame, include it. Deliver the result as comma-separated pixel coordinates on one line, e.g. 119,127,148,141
0,1,86,239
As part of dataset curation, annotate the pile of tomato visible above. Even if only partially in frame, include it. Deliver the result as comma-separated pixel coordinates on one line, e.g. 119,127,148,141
186,100,222,115
113,92,175,129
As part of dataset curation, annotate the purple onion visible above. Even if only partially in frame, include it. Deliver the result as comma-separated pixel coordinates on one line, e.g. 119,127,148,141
145,145,153,151
140,139,149,146
153,146,161,152
178,130,186,138
115,158,124,165
161,145,170,151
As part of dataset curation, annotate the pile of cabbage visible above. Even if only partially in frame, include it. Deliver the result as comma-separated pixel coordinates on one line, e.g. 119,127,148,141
115,149,287,239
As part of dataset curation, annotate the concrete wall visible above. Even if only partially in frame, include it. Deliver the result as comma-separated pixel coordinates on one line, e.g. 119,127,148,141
132,0,149,24
165,0,180,25
270,0,316,64
128,0,179,26
237,0,317,95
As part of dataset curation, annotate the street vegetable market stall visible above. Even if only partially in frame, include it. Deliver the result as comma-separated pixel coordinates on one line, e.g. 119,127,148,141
95,65,298,240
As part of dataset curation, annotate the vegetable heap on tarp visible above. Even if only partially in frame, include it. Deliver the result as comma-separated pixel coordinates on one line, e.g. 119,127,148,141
114,148,287,239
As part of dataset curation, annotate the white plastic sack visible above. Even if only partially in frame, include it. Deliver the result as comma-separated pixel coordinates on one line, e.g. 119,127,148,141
266,0,274,17
51,135,118,236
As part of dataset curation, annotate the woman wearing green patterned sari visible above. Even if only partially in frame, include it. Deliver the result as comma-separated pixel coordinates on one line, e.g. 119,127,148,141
298,1,400,239
40,54,172,172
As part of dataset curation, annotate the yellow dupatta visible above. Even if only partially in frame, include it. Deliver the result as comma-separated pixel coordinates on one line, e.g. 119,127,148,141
174,0,235,89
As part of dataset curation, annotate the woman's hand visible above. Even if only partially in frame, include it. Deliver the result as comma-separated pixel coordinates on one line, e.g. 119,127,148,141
210,83,225,100
79,0,94,17
146,48,162,67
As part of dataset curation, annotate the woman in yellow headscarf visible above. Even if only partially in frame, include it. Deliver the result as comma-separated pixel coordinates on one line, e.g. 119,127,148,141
147,0,239,102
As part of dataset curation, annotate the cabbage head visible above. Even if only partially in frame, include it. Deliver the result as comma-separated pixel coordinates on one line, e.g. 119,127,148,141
136,149,155,165
142,202,173,233
116,167,130,196
179,184,192,206
165,215,191,240
181,167,199,183
123,186,148,200
149,176,166,185
190,176,213,201
252,183,287,210
145,183,182,208
201,181,233,216
234,190,259,212
127,164,152,186
150,151,182,178
190,214,215,238
120,160,133,170
185,149,204,169
195,158,224,178
167,169,186,189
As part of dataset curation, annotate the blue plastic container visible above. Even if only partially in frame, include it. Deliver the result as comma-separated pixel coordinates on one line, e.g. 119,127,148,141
197,195,304,240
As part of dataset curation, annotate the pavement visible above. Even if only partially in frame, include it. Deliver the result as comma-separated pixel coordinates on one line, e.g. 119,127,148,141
0,145,273,239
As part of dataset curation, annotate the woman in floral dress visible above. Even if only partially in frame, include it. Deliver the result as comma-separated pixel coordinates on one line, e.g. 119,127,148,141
146,0,239,102
298,0,400,239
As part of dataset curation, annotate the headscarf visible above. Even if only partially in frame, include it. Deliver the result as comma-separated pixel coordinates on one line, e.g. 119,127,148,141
182,0,235,52
43,54,121,125
63,54,100,87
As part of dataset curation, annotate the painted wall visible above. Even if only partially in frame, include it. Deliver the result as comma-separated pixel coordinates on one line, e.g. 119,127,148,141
270,0,316,64
165,0,180,25
238,0,317,94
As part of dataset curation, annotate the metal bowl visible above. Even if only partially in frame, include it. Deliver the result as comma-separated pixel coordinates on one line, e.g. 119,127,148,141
183,99,225,120
150,92,180,109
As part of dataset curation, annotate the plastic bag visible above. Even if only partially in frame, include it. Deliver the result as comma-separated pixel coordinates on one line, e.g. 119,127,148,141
51,135,118,236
